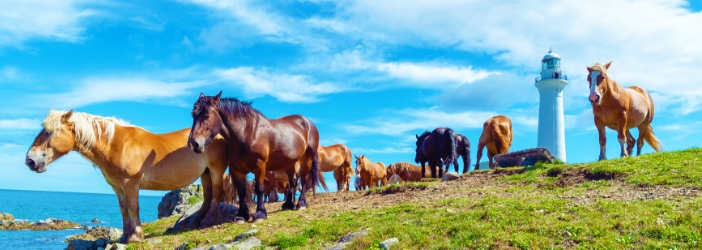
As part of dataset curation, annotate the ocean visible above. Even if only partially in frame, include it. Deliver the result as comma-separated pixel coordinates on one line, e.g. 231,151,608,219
0,189,162,250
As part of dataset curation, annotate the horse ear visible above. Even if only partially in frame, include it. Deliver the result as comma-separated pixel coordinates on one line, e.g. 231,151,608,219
213,91,222,104
416,134,419,139
61,109,74,123
586,66,592,72
199,92,205,99
604,61,612,70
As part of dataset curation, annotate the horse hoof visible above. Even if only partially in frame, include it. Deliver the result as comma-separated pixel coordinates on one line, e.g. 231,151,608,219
254,218,264,223
297,206,307,211
234,217,247,224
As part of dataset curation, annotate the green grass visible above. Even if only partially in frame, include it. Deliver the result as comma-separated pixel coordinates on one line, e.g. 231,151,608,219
187,195,204,206
131,148,702,249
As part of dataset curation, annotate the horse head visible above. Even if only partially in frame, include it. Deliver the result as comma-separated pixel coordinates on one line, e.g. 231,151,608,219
587,61,612,105
189,91,224,153
414,131,431,163
25,110,78,173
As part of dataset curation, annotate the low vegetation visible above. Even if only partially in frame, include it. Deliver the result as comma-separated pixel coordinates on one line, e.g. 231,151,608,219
130,148,702,249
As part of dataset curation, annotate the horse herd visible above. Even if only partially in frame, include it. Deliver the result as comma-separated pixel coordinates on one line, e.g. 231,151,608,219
21,61,661,243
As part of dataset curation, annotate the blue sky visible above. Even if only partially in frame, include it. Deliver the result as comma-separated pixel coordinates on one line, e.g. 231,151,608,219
1,0,701,196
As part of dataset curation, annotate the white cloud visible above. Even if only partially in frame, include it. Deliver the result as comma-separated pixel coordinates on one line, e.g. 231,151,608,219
352,147,414,154
0,118,41,130
214,67,343,102
32,78,210,110
304,0,702,113
1,67,19,81
128,16,164,32
0,0,98,47
376,62,492,87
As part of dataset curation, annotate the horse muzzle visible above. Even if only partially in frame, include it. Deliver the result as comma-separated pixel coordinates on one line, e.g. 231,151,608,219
25,157,47,173
589,93,601,105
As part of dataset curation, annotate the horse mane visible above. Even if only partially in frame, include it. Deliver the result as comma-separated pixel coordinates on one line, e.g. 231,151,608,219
589,62,609,75
417,131,431,143
43,110,138,150
217,97,265,119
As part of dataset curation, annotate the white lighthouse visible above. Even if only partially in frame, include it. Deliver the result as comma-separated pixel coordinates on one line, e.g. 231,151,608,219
535,49,567,162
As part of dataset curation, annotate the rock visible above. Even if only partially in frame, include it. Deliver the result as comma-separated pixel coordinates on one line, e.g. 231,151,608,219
0,217,83,231
147,238,163,244
493,147,556,168
65,238,109,250
158,184,204,219
91,218,100,223
441,172,460,182
102,243,126,250
66,226,123,243
264,247,278,250
234,229,259,242
337,231,368,243
380,238,399,250
0,212,14,221
562,231,572,237
167,201,239,233
230,236,262,250
209,244,231,250
326,242,349,250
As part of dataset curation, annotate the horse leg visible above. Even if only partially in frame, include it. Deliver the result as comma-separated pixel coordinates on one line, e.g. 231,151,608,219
475,143,485,170
462,153,470,174
595,117,607,161
252,170,268,222
420,161,426,179
625,130,635,157
123,183,143,243
231,171,250,224
488,152,495,169
636,124,649,156
297,172,309,210
617,113,629,157
194,170,213,229
282,168,296,211
428,161,437,178
112,187,131,244
453,160,459,173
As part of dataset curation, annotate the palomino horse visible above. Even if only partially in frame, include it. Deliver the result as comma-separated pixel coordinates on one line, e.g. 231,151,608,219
587,62,661,160
264,169,325,203
355,155,387,190
414,127,458,178
188,92,320,223
475,115,513,169
25,110,230,243
386,162,446,183
318,144,354,191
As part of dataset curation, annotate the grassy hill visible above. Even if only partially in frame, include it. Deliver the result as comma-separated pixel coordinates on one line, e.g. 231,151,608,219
131,148,702,249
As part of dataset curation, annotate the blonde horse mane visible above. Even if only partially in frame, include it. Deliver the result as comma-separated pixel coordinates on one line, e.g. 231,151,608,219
589,62,609,74
43,110,138,150
389,162,415,173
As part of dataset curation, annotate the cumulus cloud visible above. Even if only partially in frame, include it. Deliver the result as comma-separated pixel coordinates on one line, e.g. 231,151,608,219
0,0,98,47
0,118,41,130
214,67,343,102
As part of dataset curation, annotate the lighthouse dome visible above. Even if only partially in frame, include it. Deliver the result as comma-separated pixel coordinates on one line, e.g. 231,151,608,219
542,49,560,61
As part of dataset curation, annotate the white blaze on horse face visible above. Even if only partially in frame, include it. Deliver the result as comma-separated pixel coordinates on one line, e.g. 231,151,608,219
589,71,601,93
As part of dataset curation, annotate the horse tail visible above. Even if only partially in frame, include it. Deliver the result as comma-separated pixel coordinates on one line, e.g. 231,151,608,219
644,124,662,152
461,136,471,173
437,128,457,166
309,151,320,197
490,122,506,154
317,167,328,191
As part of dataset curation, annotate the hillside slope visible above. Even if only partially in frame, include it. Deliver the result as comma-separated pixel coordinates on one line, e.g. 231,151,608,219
134,148,702,249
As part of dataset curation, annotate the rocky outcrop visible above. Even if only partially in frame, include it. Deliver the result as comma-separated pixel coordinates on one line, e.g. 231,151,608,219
66,226,123,243
493,147,556,168
441,172,460,182
64,238,109,250
158,184,203,219
0,214,84,231
327,231,368,250
167,201,239,233
0,212,14,221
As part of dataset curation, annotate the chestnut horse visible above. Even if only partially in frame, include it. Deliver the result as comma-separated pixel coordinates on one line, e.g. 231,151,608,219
188,92,320,223
318,144,354,191
587,61,661,160
414,127,458,178
355,155,387,190
264,168,326,202
386,162,446,183
25,110,230,243
475,115,513,169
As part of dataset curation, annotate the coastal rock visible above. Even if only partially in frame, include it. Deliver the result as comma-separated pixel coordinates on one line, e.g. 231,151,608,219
0,217,83,231
0,212,14,221
208,236,262,250
326,243,349,250
338,231,368,243
493,147,556,168
380,238,399,250
441,172,460,182
65,238,109,250
234,229,259,242
101,243,126,250
66,226,123,242
167,201,239,233
158,184,203,219
91,218,100,223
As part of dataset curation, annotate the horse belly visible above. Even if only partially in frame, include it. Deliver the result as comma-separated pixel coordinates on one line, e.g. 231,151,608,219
141,156,206,190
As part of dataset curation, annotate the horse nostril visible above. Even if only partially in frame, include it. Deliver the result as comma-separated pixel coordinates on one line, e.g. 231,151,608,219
26,158,36,168
190,140,199,149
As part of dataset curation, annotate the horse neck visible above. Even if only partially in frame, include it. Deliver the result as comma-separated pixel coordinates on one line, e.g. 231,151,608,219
603,77,624,100
72,123,125,169
219,111,266,143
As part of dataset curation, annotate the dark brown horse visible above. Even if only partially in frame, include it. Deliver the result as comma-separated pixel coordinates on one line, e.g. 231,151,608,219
188,91,320,223
414,127,458,178
587,61,660,160
475,115,513,169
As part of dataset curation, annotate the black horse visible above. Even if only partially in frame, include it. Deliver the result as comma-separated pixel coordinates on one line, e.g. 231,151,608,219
414,127,458,178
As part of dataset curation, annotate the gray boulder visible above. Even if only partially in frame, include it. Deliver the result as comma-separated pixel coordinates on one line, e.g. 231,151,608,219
441,172,460,182
158,184,203,219
65,238,109,250
167,201,239,233
380,238,399,250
